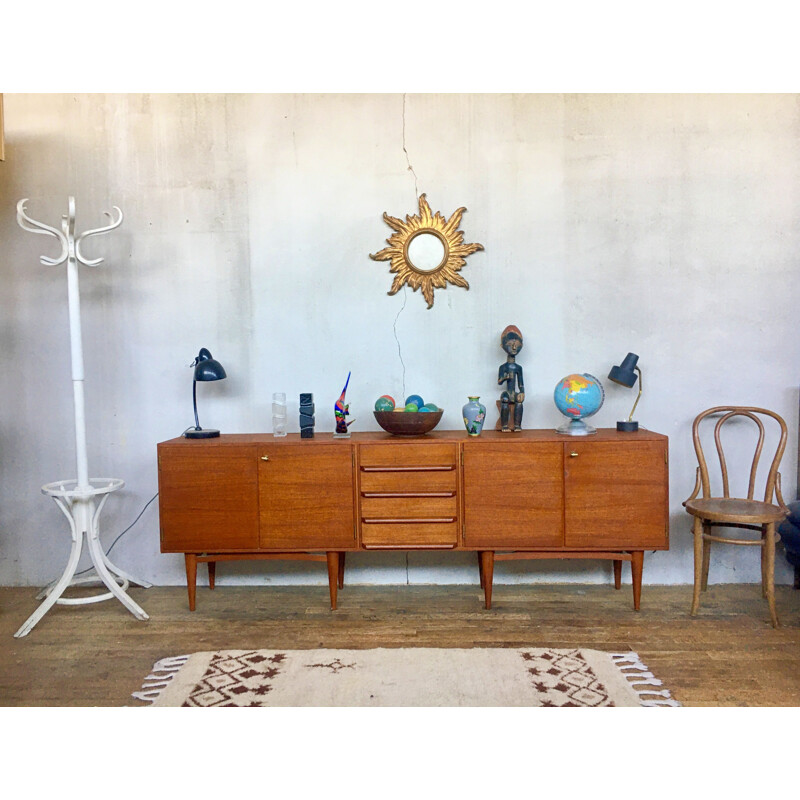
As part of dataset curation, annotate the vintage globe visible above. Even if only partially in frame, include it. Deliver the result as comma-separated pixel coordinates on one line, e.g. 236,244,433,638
554,373,605,435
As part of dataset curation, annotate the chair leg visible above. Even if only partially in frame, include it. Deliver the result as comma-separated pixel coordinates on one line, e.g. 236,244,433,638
701,522,711,592
764,522,779,628
691,516,704,616
761,526,768,598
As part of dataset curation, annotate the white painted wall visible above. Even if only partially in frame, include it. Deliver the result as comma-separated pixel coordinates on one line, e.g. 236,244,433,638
0,93,798,589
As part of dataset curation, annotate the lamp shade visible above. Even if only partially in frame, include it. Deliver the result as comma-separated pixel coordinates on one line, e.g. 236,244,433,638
608,352,639,388
193,347,227,382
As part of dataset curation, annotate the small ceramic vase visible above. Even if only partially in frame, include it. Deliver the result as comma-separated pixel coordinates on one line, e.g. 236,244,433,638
462,396,486,437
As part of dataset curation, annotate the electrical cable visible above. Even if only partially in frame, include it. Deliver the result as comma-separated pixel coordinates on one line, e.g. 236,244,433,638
72,491,158,577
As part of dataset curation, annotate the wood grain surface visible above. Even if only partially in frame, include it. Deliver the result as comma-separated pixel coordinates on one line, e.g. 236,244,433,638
1,584,798,706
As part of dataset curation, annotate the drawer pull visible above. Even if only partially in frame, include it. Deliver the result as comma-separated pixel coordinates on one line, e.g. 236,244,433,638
362,492,455,499
362,517,456,524
569,452,579,457
363,544,457,550
361,465,455,473
261,455,270,461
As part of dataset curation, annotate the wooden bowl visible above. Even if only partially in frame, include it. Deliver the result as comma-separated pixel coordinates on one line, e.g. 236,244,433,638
373,410,443,436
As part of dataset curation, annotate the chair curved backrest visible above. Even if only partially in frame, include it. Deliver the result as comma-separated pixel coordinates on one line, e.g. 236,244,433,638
691,406,788,504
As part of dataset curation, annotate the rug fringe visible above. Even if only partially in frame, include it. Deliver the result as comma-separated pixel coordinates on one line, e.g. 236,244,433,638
131,655,190,704
610,651,681,707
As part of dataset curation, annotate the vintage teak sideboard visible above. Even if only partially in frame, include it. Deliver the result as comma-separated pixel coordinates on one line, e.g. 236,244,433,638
157,429,669,611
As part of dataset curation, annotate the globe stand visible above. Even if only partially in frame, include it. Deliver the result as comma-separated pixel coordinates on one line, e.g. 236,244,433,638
556,418,597,436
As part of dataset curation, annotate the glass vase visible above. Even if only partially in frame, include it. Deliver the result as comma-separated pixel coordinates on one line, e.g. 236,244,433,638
272,392,287,437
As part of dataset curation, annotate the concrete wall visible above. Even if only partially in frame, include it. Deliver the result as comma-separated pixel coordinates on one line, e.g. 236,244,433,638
1,93,798,588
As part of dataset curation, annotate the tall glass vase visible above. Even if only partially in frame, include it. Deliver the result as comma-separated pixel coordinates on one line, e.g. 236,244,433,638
272,392,287,437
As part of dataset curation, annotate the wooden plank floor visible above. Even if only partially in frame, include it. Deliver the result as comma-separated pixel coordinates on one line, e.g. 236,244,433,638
1,583,799,706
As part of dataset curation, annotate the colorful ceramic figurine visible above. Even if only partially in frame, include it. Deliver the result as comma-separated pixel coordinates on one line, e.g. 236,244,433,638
334,372,354,436
498,325,524,432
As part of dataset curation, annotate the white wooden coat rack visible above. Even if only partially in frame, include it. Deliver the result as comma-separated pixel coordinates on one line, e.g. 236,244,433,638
14,196,150,637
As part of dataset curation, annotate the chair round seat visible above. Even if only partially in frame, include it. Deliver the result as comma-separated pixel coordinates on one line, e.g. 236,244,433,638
684,497,788,524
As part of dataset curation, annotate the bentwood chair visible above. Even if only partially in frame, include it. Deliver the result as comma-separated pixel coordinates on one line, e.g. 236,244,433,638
683,406,789,627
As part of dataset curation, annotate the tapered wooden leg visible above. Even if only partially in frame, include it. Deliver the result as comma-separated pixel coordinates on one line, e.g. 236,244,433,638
631,550,643,611
480,551,494,609
701,524,711,592
613,559,622,590
478,552,485,590
761,527,768,598
691,517,703,616
326,552,339,610
338,552,345,589
185,553,197,612
208,561,216,590
764,523,779,628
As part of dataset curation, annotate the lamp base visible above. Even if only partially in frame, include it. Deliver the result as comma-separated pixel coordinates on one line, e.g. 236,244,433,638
184,428,220,439
616,420,639,432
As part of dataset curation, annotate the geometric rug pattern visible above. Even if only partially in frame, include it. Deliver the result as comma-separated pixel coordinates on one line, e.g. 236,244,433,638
133,647,680,707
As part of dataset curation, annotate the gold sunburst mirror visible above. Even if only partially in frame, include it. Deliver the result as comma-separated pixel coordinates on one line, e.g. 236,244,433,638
369,194,484,308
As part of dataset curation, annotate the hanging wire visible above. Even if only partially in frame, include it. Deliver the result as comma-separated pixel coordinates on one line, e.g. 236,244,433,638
402,93,419,202
72,491,159,577
393,93,418,403
393,286,408,401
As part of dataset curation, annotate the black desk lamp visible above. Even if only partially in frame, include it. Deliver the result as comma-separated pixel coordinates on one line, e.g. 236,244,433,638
608,352,642,432
185,347,227,439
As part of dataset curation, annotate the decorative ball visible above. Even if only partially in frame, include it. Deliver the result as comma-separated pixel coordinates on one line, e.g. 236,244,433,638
379,394,396,406
418,405,431,413
374,396,394,412
422,403,439,412
405,394,424,409
404,403,419,412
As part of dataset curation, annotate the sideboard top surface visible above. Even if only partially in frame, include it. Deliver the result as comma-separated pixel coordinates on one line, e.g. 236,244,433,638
158,428,668,447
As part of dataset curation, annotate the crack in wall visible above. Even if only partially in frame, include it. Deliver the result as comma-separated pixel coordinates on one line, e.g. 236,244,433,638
402,94,419,202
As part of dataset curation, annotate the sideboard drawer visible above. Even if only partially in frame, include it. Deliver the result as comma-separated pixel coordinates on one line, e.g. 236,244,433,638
361,521,458,548
361,494,457,521
359,442,457,468
359,468,456,494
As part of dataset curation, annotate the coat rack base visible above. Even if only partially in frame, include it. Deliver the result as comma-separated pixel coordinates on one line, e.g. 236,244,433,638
14,478,150,638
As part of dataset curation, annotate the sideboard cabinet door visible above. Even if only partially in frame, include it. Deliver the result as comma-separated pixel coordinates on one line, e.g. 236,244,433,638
563,440,668,549
258,444,356,549
462,441,564,548
158,444,259,552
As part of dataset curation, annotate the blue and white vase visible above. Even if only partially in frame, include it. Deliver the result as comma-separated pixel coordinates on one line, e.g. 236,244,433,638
462,396,486,437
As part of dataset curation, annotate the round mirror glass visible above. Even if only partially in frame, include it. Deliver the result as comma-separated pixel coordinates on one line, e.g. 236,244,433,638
406,231,446,273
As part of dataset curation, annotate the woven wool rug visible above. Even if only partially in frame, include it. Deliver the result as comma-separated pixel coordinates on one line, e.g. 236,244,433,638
132,648,679,707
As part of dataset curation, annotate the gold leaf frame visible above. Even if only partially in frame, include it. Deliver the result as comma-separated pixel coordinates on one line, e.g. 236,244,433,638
369,194,484,308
